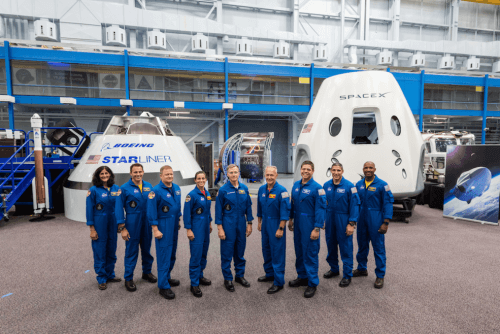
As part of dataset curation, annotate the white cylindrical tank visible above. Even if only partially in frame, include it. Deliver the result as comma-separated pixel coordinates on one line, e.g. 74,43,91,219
147,29,166,50
34,19,57,42
64,113,201,222
105,25,127,47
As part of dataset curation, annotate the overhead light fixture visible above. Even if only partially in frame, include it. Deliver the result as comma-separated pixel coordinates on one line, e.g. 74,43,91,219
171,111,190,114
223,35,229,42
433,117,447,120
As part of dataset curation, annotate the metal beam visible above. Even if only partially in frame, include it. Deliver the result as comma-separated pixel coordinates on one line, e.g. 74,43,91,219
340,0,345,63
205,3,216,19
299,0,312,10
451,0,460,42
185,121,217,145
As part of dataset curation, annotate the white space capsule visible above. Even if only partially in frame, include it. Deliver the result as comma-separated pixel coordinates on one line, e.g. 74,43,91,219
64,112,200,222
295,71,424,198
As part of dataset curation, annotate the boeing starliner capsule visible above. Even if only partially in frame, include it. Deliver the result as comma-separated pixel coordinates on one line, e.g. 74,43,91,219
452,167,491,204
295,71,424,198
64,112,200,222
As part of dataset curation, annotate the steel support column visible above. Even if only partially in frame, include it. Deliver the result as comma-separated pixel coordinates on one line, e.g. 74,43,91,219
5,41,13,129
310,63,314,108
482,74,489,144
124,49,130,116
224,57,229,141
419,70,425,132
340,0,345,63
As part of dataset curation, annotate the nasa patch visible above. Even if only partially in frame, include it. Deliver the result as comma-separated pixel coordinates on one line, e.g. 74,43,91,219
185,195,191,203
87,191,91,197
166,193,171,198
328,187,332,191
337,188,345,193
318,189,326,196
196,207,203,215
162,206,169,213
101,193,108,198
351,187,357,194
148,192,155,199
262,194,266,197
281,192,289,199
176,191,180,196
384,185,391,192
295,188,299,192
302,189,311,195
134,189,139,194
360,186,365,190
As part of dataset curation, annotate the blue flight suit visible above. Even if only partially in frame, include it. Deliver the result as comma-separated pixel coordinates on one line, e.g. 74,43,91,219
183,187,212,287
257,182,291,287
116,179,154,281
355,176,394,278
323,177,360,279
215,182,254,281
86,184,120,284
290,178,326,287
147,182,182,290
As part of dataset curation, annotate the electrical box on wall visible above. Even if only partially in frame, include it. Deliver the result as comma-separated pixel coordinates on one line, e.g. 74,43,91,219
274,40,290,59
147,29,166,50
105,25,126,47
236,37,253,56
377,50,393,66
410,53,425,67
34,19,57,42
438,55,454,69
313,44,328,61
192,33,208,52
466,57,480,71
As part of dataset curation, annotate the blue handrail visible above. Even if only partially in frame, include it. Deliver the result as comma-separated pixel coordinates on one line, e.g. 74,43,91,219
0,128,28,156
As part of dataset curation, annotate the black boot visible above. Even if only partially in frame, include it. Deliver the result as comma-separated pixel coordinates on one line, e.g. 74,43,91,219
258,275,274,282
323,270,340,279
304,286,316,298
224,280,235,292
199,277,212,286
142,273,158,283
168,279,180,287
289,278,308,287
339,278,351,287
159,288,175,300
235,277,250,288
267,285,283,294
125,280,136,292
190,286,203,298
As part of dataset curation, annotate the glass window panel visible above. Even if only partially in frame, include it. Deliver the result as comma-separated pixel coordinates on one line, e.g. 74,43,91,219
313,78,326,102
352,112,378,144
11,60,125,98
487,87,500,111
424,84,483,110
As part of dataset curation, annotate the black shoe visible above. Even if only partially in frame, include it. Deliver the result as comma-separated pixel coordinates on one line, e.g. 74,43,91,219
267,285,283,294
142,273,158,283
107,277,122,283
190,286,203,298
339,278,351,287
199,277,212,286
258,275,274,282
125,280,136,292
352,269,368,277
159,288,175,300
98,283,107,290
374,278,384,289
323,270,340,279
304,286,317,298
224,280,235,292
168,279,180,287
235,277,250,288
289,278,308,287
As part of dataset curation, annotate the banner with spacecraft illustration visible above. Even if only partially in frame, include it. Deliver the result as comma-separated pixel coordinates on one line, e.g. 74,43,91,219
443,145,500,225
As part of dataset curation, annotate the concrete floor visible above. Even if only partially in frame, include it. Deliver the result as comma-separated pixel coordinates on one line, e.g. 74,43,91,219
1,203,500,334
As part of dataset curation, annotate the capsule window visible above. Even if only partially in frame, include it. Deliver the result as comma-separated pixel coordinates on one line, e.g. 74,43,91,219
329,117,342,137
390,116,401,136
352,112,378,144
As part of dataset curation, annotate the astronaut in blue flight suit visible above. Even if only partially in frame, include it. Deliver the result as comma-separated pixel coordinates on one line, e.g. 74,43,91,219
116,163,157,292
257,166,290,294
86,166,121,290
147,165,182,300
183,171,213,298
215,164,254,292
322,162,360,288
353,161,394,289
288,160,326,298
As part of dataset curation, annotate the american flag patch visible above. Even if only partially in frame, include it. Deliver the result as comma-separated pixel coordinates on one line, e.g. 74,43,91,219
318,189,325,196
384,185,390,192
281,192,289,198
351,187,357,194
86,155,101,164
302,123,313,133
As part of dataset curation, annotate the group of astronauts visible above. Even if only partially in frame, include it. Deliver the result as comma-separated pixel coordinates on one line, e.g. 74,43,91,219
86,159,394,300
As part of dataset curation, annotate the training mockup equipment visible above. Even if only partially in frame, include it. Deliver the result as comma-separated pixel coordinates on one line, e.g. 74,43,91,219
452,167,491,204
218,132,273,184
64,112,200,222
422,131,475,179
295,71,424,205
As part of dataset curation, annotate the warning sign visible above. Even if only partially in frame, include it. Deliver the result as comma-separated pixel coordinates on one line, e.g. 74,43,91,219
136,76,153,90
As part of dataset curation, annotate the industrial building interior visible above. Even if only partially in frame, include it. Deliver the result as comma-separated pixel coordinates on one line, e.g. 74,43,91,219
1,0,500,333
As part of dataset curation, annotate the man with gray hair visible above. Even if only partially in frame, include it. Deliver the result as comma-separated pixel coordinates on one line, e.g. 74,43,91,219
256,166,291,294
215,164,254,292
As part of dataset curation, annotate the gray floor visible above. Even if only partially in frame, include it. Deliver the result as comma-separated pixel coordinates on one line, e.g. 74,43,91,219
1,204,500,334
